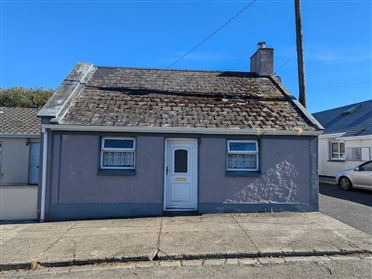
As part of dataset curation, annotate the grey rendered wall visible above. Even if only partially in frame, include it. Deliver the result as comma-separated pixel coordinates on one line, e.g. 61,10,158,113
198,137,318,213
45,132,318,220
45,133,164,220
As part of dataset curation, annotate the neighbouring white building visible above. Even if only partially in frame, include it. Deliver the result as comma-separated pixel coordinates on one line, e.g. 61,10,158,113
0,107,40,221
313,100,372,177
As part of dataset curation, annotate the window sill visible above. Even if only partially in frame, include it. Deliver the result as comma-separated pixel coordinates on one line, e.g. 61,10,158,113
225,171,261,177
98,169,136,176
327,159,345,162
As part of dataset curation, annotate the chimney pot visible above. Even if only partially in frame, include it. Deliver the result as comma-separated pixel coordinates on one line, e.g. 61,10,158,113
250,42,274,76
258,41,266,49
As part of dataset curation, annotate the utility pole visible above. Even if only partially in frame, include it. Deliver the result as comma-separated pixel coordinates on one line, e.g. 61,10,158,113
295,0,307,108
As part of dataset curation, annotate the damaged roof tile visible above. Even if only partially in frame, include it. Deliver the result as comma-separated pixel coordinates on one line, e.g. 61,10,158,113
43,65,321,132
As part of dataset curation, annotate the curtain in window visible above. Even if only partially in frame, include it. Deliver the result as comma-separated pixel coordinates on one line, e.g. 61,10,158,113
227,154,257,170
102,152,135,168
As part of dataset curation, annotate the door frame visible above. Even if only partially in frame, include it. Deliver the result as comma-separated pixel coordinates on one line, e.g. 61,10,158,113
28,142,40,185
163,138,198,211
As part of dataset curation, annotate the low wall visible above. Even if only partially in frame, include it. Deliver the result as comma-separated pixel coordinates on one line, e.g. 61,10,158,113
0,186,38,221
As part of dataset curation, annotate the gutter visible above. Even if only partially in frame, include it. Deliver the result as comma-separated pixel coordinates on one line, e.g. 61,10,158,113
42,124,322,136
318,133,345,139
0,134,40,139
40,128,48,222
337,134,372,141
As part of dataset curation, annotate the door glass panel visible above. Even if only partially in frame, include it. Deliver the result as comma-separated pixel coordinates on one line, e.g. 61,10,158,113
174,149,188,173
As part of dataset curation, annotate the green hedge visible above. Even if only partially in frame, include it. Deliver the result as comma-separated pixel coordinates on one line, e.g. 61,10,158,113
0,87,53,108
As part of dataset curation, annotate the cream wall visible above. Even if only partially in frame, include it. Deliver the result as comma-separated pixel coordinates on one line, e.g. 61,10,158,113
0,186,38,220
318,135,372,177
0,137,40,220
0,137,39,185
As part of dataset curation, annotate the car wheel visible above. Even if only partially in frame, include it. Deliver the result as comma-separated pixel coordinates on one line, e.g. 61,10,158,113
339,176,352,191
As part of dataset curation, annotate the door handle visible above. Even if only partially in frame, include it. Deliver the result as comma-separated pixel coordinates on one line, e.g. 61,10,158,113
166,166,169,175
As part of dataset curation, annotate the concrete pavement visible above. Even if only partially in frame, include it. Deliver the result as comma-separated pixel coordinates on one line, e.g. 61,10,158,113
1,212,372,271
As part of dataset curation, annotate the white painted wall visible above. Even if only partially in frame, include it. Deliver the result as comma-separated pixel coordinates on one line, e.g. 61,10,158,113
344,138,372,169
318,136,344,176
318,135,372,177
0,186,38,220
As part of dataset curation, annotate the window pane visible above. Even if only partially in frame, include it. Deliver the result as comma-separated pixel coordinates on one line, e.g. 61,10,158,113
102,151,134,168
227,154,257,170
331,142,338,153
340,143,345,153
174,149,188,173
340,143,345,158
229,142,257,152
104,139,134,149
331,142,339,158
331,152,339,159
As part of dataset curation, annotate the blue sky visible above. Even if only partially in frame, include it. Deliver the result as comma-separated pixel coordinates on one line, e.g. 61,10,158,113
1,0,371,113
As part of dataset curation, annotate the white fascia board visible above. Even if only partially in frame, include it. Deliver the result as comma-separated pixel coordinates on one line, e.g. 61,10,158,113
337,135,372,141
42,124,322,136
0,133,40,139
319,133,345,139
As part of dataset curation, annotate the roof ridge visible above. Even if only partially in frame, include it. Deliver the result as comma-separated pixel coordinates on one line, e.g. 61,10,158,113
95,65,260,76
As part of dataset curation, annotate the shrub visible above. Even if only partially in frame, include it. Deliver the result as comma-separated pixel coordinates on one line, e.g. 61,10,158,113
0,87,53,108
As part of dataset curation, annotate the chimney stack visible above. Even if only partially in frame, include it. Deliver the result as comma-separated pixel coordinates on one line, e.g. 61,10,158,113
250,42,274,76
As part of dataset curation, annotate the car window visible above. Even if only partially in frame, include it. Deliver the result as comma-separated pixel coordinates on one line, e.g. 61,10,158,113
360,162,372,171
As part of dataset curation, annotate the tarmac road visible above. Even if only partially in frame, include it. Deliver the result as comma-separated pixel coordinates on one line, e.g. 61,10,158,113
1,256,371,278
319,182,372,235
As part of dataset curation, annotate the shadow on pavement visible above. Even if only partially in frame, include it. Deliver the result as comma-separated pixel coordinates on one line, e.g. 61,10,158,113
319,182,372,207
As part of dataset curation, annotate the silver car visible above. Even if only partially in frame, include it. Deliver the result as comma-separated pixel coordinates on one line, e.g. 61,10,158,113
336,160,372,191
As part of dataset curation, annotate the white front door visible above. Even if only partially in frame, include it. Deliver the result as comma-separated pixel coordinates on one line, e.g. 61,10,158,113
164,139,198,211
29,143,40,185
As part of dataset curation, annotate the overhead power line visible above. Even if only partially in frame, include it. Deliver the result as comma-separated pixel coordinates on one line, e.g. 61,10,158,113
167,0,257,69
274,59,291,75
311,80,372,92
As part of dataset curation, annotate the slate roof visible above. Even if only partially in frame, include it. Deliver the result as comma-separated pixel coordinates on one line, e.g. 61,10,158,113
40,64,323,134
313,100,372,137
0,107,40,136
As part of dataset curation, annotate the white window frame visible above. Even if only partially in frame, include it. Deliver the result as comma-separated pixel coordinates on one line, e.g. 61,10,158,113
330,141,345,161
100,137,136,170
226,140,259,172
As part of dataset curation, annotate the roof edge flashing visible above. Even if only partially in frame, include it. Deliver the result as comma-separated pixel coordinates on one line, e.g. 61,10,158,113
37,63,95,119
269,76,324,131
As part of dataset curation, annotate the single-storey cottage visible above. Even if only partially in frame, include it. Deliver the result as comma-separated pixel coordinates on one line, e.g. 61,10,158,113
37,43,323,221
313,100,372,178
0,107,40,220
